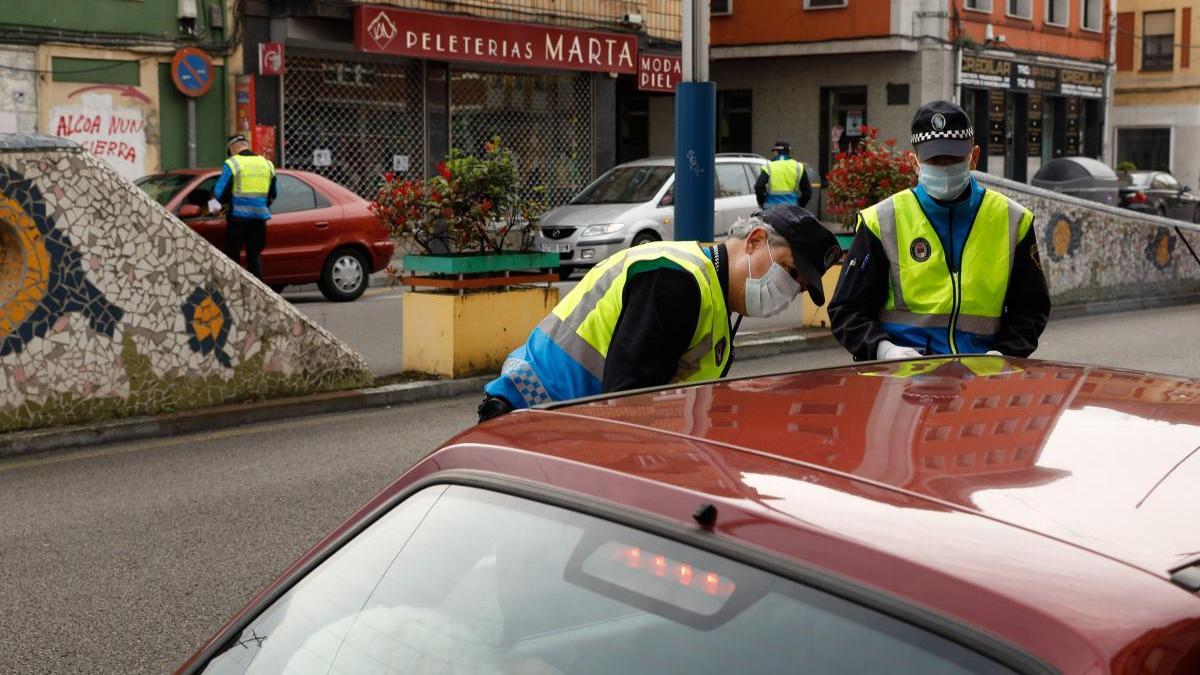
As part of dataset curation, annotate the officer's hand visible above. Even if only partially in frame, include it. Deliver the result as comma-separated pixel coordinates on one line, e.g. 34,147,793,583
207,198,223,215
878,340,923,360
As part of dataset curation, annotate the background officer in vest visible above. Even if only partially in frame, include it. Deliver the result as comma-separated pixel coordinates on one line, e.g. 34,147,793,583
478,205,841,422
828,100,1049,361
755,141,812,208
208,134,277,279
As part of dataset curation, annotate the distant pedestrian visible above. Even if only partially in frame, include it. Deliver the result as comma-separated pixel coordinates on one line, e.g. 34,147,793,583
755,140,812,208
828,100,1049,361
209,134,276,279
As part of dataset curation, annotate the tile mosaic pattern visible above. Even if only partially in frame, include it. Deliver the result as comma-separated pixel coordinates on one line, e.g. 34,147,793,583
0,137,372,433
979,175,1200,306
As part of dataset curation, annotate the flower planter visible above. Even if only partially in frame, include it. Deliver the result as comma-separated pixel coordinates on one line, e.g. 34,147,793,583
403,251,559,275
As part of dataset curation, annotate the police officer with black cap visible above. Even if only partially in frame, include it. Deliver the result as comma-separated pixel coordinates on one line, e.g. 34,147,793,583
828,100,1050,361
478,205,841,422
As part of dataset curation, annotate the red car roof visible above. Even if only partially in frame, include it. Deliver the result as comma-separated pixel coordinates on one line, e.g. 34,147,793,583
411,356,1200,673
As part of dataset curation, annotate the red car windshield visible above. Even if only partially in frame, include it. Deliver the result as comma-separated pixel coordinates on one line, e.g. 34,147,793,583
135,173,197,206
198,485,1018,675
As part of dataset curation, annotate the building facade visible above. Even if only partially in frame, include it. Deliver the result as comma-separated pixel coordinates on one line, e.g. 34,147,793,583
707,0,1110,186
240,0,681,204
1113,0,1198,191
0,0,233,179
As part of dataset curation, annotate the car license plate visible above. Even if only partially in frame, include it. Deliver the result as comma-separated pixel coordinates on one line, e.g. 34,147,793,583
540,242,571,253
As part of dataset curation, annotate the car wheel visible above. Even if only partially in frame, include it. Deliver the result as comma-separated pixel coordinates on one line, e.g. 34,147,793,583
557,267,574,282
319,248,369,302
269,284,287,294
631,231,661,247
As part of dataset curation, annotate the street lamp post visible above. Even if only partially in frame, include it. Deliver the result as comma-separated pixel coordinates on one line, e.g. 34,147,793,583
674,0,716,243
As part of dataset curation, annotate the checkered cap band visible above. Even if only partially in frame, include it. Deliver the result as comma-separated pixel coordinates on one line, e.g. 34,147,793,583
910,128,975,145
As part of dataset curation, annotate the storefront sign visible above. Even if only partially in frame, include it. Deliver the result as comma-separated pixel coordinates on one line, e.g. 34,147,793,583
845,110,864,138
259,42,285,76
354,5,637,74
1014,62,1058,93
1026,94,1043,157
987,90,1006,157
637,53,681,92
253,124,276,163
961,55,1012,89
234,75,255,133
1059,67,1104,98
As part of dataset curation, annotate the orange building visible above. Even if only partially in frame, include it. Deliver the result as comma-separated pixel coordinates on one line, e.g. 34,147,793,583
707,0,1112,186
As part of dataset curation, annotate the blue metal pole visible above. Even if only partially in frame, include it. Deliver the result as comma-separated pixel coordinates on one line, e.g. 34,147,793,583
673,81,716,243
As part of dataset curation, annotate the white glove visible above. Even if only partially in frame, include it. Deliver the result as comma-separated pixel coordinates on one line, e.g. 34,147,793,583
985,350,1003,356
207,198,223,215
877,340,922,361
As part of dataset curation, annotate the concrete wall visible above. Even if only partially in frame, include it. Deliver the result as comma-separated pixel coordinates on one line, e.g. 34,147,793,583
977,172,1200,305
0,135,372,433
0,47,37,134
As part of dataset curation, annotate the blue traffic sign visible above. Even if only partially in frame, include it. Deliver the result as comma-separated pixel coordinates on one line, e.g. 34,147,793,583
171,47,214,98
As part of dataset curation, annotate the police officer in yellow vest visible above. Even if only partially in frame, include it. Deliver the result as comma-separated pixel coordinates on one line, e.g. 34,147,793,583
755,141,812,208
828,100,1050,361
479,206,842,421
208,134,277,279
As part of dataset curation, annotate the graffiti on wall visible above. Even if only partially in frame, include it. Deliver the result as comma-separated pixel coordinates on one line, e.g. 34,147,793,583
50,92,147,181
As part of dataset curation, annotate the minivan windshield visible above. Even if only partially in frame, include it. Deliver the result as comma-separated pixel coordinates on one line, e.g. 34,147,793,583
571,165,673,205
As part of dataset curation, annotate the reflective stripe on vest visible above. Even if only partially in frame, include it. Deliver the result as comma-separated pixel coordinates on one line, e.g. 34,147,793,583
226,155,275,197
763,159,803,201
860,188,1032,351
540,241,730,385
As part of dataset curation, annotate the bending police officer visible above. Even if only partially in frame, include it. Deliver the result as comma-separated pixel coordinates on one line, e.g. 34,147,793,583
478,205,842,422
209,134,277,279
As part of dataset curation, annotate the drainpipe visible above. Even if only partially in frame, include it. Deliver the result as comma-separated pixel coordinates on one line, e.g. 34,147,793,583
951,1,963,104
1103,0,1117,164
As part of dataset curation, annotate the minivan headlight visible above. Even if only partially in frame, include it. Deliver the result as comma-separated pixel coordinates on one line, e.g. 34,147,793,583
581,223,625,238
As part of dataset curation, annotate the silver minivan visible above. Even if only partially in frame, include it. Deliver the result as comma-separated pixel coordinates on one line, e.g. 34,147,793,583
537,154,768,279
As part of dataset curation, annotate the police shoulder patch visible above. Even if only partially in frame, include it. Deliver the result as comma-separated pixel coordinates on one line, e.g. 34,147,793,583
910,237,932,263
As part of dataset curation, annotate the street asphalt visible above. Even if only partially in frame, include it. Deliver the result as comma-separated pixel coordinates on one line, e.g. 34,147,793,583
1,304,1199,673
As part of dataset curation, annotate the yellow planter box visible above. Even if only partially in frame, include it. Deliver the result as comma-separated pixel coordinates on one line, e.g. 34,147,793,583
403,287,560,378
802,262,843,328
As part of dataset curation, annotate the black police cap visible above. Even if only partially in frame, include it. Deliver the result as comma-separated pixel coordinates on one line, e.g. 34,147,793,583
910,100,974,161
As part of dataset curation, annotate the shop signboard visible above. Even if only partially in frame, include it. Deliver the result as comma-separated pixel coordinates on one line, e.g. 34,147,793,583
234,75,255,133
354,5,637,75
845,110,863,138
987,90,1006,157
1014,62,1058,94
638,53,681,93
1059,67,1105,98
962,55,1012,89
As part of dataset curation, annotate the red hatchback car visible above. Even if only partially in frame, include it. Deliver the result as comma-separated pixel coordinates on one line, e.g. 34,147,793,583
177,357,1200,674
137,169,394,301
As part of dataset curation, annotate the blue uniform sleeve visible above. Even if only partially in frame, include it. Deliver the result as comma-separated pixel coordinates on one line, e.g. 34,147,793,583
212,163,233,204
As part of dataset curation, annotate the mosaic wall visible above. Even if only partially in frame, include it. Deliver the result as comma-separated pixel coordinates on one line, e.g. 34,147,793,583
977,173,1200,306
0,135,372,433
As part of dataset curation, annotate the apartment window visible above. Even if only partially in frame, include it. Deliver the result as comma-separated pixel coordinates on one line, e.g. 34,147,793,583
1007,0,1032,19
1081,0,1102,31
1045,0,1068,26
1116,128,1171,171
806,0,848,9
964,0,993,12
711,0,731,15
1142,11,1175,71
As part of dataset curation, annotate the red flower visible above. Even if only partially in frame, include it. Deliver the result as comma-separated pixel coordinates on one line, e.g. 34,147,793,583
437,162,451,179
480,198,493,213
885,138,896,147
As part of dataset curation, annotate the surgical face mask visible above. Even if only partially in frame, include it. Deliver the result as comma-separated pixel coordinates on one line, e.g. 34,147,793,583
919,161,971,201
744,234,802,318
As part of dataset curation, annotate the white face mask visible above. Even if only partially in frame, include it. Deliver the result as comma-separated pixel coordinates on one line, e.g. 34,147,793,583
919,161,971,200
744,234,802,318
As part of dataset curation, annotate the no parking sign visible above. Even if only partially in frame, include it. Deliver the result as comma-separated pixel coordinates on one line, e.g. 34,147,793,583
170,47,214,98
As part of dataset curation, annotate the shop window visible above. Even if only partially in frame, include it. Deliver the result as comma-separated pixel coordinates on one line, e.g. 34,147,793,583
1142,11,1175,71
964,0,992,12
806,0,847,9
886,83,910,106
717,90,753,153
711,0,732,16
1007,0,1032,20
1116,128,1171,172
1081,0,1102,31
1045,0,1068,27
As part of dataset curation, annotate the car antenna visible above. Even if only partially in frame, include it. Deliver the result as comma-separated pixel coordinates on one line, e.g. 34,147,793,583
693,503,718,530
